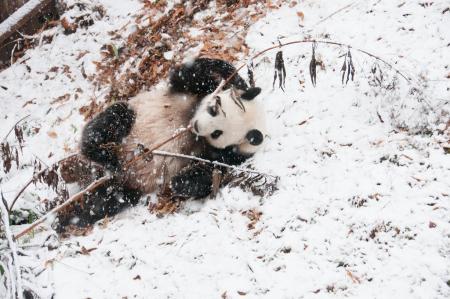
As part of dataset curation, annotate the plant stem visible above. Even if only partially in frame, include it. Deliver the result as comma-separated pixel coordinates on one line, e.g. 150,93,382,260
14,175,111,240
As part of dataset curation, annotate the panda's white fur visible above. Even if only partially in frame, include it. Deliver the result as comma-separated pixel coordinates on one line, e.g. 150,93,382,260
119,86,265,194
119,89,198,193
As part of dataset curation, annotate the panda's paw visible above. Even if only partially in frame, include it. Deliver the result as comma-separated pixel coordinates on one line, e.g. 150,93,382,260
171,164,213,198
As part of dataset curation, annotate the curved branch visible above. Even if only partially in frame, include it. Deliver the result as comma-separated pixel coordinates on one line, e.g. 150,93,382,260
220,39,411,90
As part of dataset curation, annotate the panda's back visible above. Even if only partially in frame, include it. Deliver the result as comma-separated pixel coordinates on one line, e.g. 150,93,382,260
120,89,201,193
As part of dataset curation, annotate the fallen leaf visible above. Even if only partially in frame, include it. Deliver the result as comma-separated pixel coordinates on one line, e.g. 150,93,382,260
47,131,58,138
61,17,78,34
77,246,97,255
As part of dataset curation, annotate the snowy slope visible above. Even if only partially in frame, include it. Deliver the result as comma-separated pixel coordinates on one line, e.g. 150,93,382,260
1,0,449,298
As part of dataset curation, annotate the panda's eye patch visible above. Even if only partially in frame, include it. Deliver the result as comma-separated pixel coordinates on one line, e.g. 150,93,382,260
210,130,223,139
207,105,218,117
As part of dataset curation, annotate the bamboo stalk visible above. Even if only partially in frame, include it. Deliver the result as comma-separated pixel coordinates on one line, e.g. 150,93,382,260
152,150,277,179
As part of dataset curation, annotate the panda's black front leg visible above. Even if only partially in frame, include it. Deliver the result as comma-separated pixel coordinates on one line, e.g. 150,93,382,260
171,164,214,198
81,102,136,172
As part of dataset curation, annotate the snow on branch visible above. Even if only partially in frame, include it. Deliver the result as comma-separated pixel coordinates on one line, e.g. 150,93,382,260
0,0,52,42
0,198,23,298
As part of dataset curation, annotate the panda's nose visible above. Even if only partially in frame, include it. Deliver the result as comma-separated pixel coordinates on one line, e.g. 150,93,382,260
246,129,264,146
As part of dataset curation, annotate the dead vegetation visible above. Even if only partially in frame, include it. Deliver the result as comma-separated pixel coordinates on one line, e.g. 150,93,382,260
88,0,269,111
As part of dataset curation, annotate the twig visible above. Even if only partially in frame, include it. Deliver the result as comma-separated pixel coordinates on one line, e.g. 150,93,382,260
314,2,357,26
124,126,192,168
208,79,227,100
2,115,30,142
152,150,278,179
14,176,111,240
0,197,23,298
10,43,17,66
0,38,24,52
8,154,77,213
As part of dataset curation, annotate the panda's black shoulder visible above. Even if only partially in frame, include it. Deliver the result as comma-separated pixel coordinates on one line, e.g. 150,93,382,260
169,58,248,98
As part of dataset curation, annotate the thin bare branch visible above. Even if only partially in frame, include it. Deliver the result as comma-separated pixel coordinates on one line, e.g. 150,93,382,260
124,126,192,168
14,175,111,240
207,79,227,102
313,2,357,26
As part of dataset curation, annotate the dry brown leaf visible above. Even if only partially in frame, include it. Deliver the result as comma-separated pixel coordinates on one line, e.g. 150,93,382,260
61,17,78,34
77,246,97,255
51,93,70,104
59,224,94,238
22,99,35,107
47,131,58,139
44,259,55,269
243,209,263,230
297,11,305,21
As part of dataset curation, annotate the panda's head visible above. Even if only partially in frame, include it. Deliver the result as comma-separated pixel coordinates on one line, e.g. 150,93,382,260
190,87,266,155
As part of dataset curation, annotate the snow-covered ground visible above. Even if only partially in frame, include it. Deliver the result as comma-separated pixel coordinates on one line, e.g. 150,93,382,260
1,0,449,298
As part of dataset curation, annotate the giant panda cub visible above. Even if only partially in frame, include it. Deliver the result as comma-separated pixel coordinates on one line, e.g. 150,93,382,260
64,58,266,226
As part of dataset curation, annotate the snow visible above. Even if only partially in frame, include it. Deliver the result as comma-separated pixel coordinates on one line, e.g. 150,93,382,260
0,0,45,37
1,0,449,298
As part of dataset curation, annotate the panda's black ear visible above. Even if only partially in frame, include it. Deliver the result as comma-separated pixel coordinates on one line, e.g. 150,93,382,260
241,87,261,100
246,129,264,146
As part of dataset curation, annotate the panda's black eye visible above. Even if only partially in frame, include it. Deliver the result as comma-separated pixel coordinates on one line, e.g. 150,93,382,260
210,130,223,139
207,105,218,117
